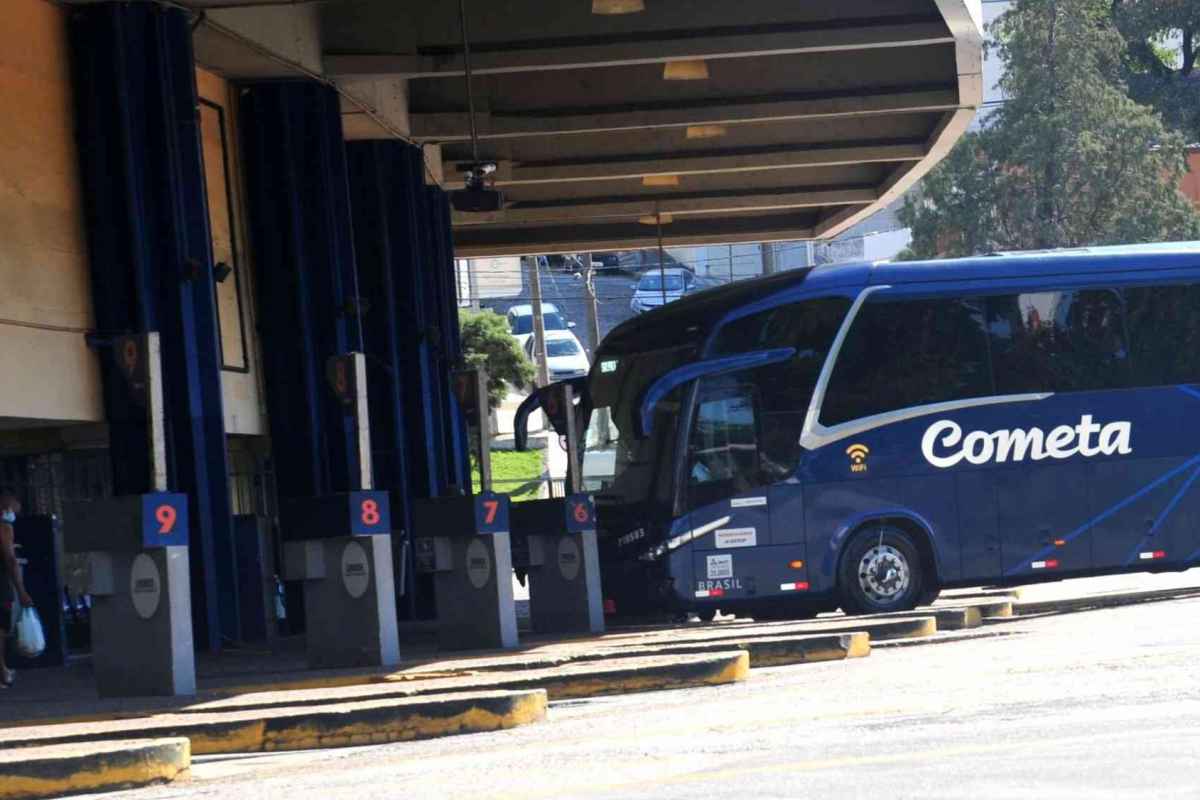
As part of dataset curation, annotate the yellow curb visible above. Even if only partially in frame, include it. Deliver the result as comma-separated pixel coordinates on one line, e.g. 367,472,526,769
260,690,548,752
845,631,872,659
0,738,190,800
454,651,751,701
1013,586,1200,616
0,690,548,757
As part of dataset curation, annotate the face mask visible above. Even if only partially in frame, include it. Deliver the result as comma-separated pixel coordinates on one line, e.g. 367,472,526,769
1,511,14,523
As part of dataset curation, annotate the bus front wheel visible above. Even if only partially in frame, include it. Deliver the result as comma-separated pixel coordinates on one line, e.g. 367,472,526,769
838,525,924,615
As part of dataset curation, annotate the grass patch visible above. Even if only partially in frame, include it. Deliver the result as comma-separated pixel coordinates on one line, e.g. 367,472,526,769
472,449,546,501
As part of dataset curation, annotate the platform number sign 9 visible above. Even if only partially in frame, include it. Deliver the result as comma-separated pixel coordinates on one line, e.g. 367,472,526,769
474,491,509,534
565,494,595,533
141,493,189,548
349,491,390,536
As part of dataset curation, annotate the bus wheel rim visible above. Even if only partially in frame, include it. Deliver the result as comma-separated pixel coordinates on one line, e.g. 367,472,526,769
857,544,910,603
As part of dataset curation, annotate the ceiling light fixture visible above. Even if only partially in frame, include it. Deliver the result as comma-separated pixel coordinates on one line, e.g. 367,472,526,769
685,124,727,140
591,0,644,14
641,174,679,187
638,212,673,225
663,59,709,80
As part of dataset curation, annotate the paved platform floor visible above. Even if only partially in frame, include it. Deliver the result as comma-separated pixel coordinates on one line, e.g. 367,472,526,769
90,583,1200,799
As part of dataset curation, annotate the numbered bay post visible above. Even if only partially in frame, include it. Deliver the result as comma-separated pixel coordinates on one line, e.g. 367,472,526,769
280,353,401,669
64,333,196,697
412,491,518,650
511,493,604,635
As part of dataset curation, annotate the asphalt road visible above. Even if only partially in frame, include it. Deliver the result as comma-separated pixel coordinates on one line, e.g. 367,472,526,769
100,590,1200,799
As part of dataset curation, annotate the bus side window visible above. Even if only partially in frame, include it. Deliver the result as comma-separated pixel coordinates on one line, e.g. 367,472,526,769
1124,284,1200,387
687,380,761,509
821,298,991,426
987,290,1131,394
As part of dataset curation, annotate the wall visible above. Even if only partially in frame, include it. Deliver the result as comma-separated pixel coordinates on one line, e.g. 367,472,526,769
1182,149,1200,210
195,68,267,436
0,0,102,424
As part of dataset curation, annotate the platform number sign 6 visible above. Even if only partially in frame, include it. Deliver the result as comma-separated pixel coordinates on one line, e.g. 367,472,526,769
155,503,177,534
565,494,595,532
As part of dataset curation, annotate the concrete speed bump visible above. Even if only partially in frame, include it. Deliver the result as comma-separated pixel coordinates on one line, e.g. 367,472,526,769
0,738,189,800
931,606,982,631
0,689,547,756
970,600,1014,619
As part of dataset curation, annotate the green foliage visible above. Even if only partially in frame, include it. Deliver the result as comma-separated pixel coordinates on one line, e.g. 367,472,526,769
900,0,1200,259
1112,0,1200,139
470,449,546,501
458,309,535,411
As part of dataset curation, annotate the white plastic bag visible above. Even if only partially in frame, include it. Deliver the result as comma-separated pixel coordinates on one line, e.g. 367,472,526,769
14,605,45,659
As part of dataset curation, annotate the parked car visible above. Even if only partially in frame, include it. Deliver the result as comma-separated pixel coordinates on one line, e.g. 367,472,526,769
506,302,575,348
629,267,697,313
524,329,590,381
591,252,621,272
618,249,684,274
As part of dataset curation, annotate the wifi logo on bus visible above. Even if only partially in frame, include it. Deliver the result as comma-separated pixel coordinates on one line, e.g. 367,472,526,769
846,444,870,473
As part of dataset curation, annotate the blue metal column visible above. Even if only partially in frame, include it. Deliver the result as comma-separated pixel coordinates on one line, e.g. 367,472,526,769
344,141,470,618
238,82,363,502
67,2,238,651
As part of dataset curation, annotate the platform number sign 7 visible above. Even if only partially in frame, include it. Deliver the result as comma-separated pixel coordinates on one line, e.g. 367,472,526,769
475,492,509,533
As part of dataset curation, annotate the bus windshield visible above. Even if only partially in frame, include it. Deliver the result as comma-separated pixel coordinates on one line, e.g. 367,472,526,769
582,344,695,506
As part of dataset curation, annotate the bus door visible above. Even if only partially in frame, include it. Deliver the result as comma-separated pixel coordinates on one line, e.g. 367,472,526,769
684,377,778,601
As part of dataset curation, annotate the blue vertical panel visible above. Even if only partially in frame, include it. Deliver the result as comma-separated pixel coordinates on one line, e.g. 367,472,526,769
344,142,465,618
428,189,470,490
345,141,417,616
67,3,237,651
238,83,363,506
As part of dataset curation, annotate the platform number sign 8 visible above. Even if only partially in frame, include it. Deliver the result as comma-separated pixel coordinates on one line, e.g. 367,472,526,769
361,498,381,527
349,491,390,535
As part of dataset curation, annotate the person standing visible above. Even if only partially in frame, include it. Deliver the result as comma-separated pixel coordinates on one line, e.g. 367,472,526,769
0,491,32,688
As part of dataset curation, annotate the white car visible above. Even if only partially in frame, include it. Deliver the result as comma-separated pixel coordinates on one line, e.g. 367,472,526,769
524,329,590,381
506,302,574,348
629,268,696,314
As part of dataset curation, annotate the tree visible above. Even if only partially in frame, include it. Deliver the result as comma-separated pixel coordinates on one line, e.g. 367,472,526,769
899,0,1200,259
1113,0,1200,140
458,309,535,411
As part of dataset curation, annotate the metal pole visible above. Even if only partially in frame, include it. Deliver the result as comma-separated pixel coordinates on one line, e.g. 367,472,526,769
351,352,373,490
562,384,581,494
145,332,168,492
655,213,667,306
582,253,601,358
474,368,492,492
761,241,777,275
529,258,550,387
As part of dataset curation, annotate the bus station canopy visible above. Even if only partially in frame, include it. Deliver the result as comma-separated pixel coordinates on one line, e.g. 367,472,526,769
184,0,984,256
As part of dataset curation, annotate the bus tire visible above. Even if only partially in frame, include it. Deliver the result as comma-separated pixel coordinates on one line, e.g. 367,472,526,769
695,607,718,622
838,525,924,615
917,585,941,607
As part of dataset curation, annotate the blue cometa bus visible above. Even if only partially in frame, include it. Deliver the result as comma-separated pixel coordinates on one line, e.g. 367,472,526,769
573,242,1200,618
